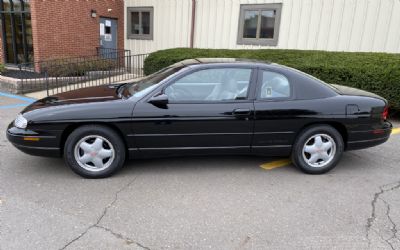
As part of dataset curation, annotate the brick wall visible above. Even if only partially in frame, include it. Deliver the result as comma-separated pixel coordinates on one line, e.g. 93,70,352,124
30,0,124,62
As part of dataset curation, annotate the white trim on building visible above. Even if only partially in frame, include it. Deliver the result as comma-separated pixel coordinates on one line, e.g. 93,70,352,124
125,0,400,54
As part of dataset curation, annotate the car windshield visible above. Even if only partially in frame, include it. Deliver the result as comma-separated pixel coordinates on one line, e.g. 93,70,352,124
122,66,184,100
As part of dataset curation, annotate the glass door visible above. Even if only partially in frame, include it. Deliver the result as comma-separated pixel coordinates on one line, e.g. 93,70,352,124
0,0,33,64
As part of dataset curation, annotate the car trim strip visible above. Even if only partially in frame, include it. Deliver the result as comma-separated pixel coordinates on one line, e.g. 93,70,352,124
349,128,392,134
8,134,56,139
254,131,295,134
129,146,250,151
127,132,252,137
129,145,292,151
127,131,294,137
13,144,60,150
348,136,390,144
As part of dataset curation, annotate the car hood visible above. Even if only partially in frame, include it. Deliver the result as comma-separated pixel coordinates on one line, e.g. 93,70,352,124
20,85,137,123
22,85,122,113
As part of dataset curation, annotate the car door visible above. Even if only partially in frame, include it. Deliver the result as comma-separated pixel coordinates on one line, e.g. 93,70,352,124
252,68,296,156
130,66,257,156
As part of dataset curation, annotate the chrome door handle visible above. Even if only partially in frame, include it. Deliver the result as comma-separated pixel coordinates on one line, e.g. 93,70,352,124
232,108,251,116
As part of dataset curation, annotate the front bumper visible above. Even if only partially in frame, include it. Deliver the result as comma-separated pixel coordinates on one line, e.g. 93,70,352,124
6,123,61,157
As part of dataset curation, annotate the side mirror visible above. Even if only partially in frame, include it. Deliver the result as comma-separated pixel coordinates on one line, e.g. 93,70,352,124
148,94,169,106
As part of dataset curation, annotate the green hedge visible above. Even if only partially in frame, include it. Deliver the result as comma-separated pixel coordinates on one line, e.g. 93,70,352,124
144,48,400,109
42,58,118,77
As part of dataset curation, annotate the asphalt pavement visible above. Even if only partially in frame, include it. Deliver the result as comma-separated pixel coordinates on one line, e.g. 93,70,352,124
1,92,400,250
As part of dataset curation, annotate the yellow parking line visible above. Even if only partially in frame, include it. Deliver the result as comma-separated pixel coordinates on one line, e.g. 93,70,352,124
392,128,400,135
260,159,291,170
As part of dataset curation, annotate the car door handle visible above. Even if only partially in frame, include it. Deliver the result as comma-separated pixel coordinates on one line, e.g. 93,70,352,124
232,108,251,116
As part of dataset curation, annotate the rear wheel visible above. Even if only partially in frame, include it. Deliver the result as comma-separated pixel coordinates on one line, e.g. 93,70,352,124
64,125,125,178
291,125,344,174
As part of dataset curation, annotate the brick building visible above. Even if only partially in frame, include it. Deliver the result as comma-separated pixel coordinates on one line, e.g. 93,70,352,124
0,0,124,65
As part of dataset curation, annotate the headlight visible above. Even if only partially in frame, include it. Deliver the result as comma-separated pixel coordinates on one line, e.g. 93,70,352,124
14,114,28,129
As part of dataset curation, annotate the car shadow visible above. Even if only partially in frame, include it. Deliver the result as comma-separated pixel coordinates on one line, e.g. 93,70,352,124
120,155,297,176
14,151,374,179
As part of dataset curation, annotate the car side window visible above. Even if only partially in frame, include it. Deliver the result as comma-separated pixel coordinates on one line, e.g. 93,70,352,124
259,71,290,99
164,68,252,102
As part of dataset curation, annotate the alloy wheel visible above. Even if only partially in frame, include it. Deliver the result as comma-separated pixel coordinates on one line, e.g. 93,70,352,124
302,133,336,168
74,135,115,172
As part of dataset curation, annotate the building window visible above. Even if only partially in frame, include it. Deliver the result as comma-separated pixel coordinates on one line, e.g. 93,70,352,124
237,4,282,46
127,7,153,40
0,0,33,64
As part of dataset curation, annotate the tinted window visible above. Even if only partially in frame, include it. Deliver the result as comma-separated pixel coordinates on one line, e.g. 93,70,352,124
259,71,290,99
131,12,140,34
165,68,252,102
243,10,258,38
260,10,275,39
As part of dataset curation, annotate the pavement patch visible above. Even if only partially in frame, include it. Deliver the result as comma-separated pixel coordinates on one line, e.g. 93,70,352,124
260,159,291,170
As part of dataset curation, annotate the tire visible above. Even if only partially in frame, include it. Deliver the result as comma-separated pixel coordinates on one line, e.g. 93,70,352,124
291,125,344,174
64,125,126,178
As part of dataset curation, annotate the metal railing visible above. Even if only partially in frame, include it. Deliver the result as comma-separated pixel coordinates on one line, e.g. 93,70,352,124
17,49,148,96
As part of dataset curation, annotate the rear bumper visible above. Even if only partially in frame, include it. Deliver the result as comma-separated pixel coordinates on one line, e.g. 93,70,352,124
347,135,390,150
6,123,61,157
346,121,392,150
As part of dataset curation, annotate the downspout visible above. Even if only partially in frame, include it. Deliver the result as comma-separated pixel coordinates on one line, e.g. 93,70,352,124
190,0,196,48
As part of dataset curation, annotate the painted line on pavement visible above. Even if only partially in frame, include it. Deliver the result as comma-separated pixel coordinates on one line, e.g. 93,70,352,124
0,92,36,109
260,159,291,170
392,128,400,135
0,92,36,102
0,103,32,109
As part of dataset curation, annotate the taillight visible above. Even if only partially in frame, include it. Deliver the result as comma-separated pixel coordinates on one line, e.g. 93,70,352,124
382,106,389,121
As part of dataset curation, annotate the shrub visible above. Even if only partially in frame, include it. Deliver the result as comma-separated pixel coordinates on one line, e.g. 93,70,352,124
144,48,400,109
42,58,118,77
0,64,5,74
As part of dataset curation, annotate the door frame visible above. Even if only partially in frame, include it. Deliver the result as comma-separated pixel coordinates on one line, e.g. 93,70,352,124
0,0,32,64
129,64,260,157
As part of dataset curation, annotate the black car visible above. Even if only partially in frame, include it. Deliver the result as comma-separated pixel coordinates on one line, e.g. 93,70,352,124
7,58,392,178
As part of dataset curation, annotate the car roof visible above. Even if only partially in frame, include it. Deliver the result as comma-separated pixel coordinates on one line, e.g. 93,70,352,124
170,58,272,68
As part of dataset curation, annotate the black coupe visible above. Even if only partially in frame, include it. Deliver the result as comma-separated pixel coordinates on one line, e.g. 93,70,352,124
7,58,392,178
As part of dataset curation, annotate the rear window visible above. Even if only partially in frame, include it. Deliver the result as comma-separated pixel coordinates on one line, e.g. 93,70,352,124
259,71,290,99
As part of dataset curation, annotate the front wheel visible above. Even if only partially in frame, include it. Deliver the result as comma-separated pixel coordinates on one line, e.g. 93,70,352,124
291,125,344,174
64,125,126,178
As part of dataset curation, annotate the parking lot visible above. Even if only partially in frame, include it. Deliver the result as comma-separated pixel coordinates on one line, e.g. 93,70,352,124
1,93,400,250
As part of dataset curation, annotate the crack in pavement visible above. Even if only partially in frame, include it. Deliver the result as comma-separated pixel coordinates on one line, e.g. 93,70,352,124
96,225,151,250
59,176,150,250
366,181,400,249
380,198,398,250
236,235,251,250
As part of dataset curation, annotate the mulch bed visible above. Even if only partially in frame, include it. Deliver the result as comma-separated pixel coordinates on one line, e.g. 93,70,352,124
1,69,46,79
